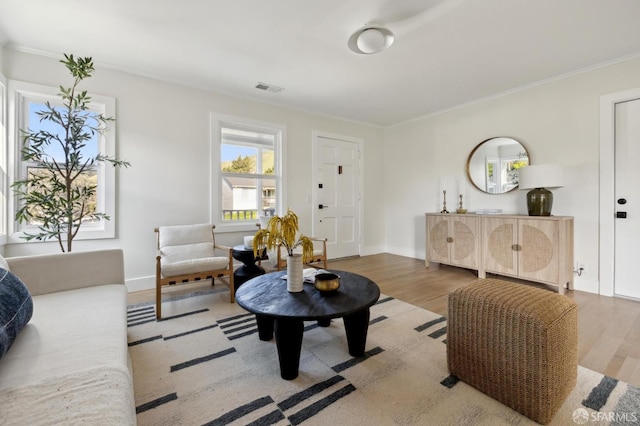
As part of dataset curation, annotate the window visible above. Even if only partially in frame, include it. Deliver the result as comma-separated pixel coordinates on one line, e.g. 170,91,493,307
9,80,117,241
0,75,7,244
210,113,285,231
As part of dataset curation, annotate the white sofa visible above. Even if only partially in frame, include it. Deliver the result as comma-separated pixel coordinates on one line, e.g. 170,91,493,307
0,249,136,425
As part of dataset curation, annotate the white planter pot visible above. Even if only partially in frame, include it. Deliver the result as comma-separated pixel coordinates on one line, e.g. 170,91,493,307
286,254,304,292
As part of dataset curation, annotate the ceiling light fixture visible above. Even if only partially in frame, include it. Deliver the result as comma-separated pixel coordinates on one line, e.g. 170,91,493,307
348,25,395,54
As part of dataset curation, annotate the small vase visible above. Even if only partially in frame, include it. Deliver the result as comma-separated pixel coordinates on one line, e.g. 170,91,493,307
286,254,304,292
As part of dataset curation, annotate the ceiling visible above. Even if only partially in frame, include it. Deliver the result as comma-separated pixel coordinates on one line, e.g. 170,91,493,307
1,0,640,127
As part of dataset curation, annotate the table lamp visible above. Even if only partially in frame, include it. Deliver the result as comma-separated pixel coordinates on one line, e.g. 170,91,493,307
518,164,564,216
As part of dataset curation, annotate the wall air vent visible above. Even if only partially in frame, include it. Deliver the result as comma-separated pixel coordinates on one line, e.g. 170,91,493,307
255,82,284,93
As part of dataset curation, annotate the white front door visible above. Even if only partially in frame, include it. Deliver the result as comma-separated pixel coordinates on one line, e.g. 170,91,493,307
614,98,640,299
312,133,362,259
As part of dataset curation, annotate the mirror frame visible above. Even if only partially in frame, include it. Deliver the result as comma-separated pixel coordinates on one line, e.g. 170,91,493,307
466,137,530,194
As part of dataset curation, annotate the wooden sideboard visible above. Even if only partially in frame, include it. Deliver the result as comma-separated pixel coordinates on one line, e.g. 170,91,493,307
425,213,574,294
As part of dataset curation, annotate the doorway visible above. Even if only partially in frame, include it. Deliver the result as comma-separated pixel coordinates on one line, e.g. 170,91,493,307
312,132,363,259
600,88,640,298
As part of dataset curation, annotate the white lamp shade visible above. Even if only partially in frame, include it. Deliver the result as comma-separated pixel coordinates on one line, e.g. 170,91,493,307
518,164,564,190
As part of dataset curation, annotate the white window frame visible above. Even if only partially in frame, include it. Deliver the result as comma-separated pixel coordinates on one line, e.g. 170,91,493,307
0,74,7,245
8,80,117,243
210,113,286,233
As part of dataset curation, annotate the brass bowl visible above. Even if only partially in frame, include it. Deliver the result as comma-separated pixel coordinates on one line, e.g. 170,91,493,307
314,273,340,294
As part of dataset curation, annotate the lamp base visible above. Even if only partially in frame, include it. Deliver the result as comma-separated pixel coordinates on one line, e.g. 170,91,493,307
526,188,553,216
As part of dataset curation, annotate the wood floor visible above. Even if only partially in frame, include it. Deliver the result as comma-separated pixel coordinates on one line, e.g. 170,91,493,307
131,253,640,387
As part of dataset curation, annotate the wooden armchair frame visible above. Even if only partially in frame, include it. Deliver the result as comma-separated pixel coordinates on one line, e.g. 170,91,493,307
155,224,234,319
275,237,328,271
254,222,328,271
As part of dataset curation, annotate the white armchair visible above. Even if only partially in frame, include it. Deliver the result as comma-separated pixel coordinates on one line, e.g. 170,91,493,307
155,224,234,319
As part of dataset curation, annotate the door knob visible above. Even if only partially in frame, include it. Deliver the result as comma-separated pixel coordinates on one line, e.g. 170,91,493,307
618,198,627,205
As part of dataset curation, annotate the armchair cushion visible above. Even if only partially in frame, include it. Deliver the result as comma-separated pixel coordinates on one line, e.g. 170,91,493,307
158,224,212,247
161,242,215,261
158,224,230,278
161,257,230,278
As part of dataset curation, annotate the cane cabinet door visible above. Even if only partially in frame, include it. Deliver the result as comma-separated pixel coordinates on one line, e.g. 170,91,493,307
483,216,561,285
426,214,450,265
483,217,518,276
426,214,480,270
517,219,560,284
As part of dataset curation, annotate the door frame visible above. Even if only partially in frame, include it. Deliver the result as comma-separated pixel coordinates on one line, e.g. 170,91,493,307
599,87,640,296
311,130,364,258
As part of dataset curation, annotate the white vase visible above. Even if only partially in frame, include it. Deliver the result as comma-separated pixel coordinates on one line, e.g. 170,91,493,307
286,254,304,292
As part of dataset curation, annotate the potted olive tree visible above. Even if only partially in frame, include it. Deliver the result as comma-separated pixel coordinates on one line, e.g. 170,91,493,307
253,209,313,292
12,54,130,252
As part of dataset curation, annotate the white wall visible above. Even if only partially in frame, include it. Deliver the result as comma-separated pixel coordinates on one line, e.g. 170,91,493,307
7,48,640,295
2,48,386,291
383,56,640,293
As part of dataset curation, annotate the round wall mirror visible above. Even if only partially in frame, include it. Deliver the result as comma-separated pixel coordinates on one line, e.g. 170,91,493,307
466,137,530,194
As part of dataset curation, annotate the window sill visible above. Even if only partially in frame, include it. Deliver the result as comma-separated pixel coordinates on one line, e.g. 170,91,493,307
215,222,260,234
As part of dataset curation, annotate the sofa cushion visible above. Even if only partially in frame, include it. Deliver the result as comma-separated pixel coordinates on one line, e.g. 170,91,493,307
0,284,128,391
0,269,33,359
5,250,125,297
0,364,135,425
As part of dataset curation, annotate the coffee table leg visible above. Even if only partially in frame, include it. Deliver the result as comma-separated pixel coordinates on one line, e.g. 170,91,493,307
317,318,331,327
343,308,370,357
274,318,304,380
255,315,274,341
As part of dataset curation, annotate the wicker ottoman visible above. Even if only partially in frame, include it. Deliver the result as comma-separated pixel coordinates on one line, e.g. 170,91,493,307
447,279,578,424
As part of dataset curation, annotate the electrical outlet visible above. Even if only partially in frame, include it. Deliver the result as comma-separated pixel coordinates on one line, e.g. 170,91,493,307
577,262,587,273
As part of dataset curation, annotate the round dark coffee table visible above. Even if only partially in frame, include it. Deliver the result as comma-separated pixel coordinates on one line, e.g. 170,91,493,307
231,245,266,290
235,270,380,380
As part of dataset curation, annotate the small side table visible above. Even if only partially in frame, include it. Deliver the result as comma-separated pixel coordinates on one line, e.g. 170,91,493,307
232,245,266,290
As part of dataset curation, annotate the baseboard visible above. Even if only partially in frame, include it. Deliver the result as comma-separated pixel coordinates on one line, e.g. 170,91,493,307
383,245,420,259
359,245,385,257
573,278,601,295
126,275,155,293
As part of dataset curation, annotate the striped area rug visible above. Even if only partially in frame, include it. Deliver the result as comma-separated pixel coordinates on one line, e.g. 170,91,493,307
127,289,640,425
